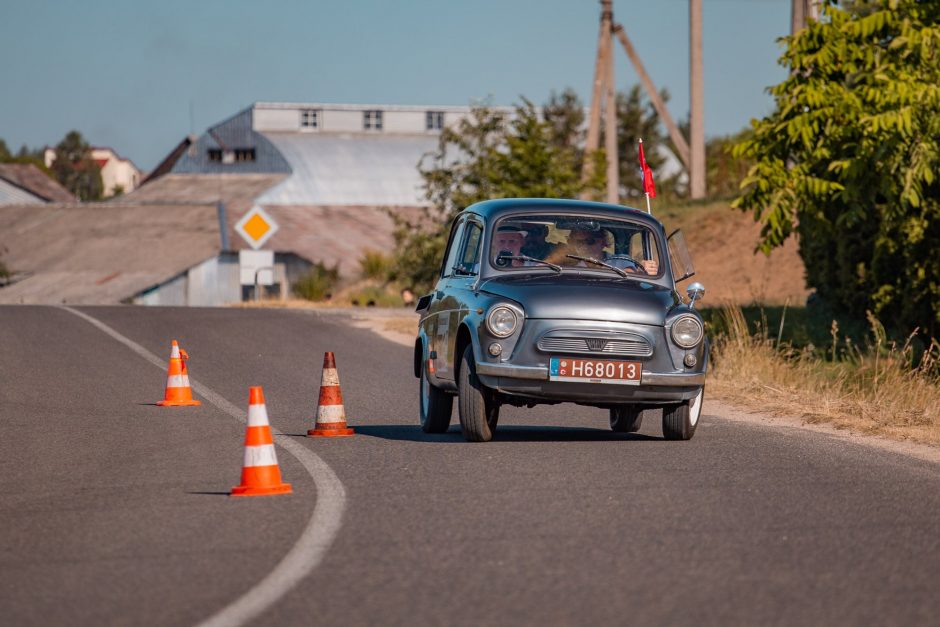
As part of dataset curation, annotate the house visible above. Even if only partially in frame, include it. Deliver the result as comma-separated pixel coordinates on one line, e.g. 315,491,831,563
44,146,141,197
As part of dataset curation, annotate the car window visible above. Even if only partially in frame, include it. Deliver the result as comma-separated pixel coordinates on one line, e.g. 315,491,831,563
490,213,663,278
440,218,466,278
456,221,483,275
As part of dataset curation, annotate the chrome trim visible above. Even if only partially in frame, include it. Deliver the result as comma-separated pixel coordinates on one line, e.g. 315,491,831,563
537,336,653,357
475,363,549,380
475,362,705,386
640,371,706,386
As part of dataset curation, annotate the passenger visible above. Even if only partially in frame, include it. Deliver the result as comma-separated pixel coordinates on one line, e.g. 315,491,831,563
555,226,659,275
520,223,555,261
491,225,527,268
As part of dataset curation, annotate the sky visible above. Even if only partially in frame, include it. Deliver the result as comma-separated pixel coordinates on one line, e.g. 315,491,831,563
0,0,791,172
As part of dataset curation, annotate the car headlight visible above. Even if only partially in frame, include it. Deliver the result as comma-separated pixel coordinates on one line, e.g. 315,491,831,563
671,315,704,348
486,305,518,337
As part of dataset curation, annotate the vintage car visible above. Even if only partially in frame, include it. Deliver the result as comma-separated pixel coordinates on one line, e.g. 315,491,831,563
414,198,707,442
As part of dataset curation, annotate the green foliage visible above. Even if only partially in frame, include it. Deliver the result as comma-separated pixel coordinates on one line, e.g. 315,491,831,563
706,129,756,200
0,139,9,161
614,84,674,200
733,0,940,337
359,249,392,280
390,99,605,294
51,131,103,201
347,285,404,307
292,261,339,301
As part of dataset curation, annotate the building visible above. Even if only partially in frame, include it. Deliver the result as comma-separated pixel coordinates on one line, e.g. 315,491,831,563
117,101,509,305
0,163,76,205
44,146,141,197
1,102,506,305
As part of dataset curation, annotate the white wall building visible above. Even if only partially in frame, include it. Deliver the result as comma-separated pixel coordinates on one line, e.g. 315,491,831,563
44,146,141,197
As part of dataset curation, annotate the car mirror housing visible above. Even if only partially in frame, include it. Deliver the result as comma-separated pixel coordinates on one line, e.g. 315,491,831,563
686,282,705,309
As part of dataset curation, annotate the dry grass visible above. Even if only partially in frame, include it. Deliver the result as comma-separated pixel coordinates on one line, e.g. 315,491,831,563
709,306,940,445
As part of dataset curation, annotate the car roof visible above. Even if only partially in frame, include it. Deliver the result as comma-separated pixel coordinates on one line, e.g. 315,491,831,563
460,198,664,230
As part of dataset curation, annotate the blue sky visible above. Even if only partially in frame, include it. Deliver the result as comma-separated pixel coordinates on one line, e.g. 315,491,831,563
0,0,790,172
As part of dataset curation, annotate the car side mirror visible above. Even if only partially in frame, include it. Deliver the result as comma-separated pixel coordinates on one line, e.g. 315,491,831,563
686,282,705,309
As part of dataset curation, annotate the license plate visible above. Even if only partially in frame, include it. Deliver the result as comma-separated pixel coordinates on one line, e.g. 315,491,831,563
549,357,641,385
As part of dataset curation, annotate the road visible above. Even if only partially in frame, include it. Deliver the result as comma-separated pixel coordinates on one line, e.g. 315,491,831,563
1,305,938,626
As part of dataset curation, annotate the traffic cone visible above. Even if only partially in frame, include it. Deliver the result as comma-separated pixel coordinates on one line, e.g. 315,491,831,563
308,352,354,437
232,387,293,497
156,340,201,406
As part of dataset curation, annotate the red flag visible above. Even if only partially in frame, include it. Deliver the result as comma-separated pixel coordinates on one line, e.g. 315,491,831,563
638,140,656,198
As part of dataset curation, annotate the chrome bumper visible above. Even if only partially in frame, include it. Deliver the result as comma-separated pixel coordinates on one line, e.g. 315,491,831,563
475,362,705,386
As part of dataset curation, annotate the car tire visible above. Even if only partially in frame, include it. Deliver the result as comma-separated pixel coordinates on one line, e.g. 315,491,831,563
420,358,452,433
610,406,643,433
662,387,704,440
457,345,499,442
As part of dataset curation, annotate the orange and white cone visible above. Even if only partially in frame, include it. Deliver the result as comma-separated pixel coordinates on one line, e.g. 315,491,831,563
231,387,293,497
156,340,201,407
308,352,354,437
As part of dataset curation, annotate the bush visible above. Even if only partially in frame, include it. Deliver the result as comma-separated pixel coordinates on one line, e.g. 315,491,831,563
359,249,392,281
293,262,339,301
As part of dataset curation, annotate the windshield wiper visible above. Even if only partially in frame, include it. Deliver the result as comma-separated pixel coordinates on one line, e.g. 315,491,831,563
496,255,562,272
565,254,629,278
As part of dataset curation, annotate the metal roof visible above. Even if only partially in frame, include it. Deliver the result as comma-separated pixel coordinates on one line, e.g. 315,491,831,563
256,132,437,206
0,164,77,203
0,202,220,304
170,108,291,175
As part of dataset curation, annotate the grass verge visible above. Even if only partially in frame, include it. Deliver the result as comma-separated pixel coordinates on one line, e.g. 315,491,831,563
708,306,940,445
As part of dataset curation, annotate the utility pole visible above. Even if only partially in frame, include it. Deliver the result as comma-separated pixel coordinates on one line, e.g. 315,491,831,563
612,23,690,171
581,0,614,198
689,0,705,200
604,14,619,204
791,0,821,35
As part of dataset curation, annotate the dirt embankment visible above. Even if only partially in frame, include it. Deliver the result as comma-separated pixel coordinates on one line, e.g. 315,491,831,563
658,201,810,305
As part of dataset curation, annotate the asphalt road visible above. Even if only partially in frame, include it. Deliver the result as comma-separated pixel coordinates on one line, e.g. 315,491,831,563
1,305,938,626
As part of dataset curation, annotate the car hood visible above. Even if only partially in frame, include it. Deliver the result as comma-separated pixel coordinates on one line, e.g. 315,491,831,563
478,274,680,326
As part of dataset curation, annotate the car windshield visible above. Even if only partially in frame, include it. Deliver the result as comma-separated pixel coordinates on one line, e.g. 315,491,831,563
489,213,662,278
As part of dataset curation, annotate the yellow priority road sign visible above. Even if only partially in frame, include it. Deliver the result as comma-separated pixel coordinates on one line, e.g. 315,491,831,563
235,205,279,250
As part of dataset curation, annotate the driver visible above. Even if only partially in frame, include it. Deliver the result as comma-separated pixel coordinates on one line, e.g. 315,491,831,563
491,225,527,268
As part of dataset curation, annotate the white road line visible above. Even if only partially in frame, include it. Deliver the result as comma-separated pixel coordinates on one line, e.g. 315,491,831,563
61,306,347,627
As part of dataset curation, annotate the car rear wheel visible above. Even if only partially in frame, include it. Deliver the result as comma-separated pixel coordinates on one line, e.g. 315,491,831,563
662,387,704,440
420,357,452,433
609,406,643,433
457,345,499,442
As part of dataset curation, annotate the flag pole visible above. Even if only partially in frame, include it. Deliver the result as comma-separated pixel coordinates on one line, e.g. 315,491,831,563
637,137,656,216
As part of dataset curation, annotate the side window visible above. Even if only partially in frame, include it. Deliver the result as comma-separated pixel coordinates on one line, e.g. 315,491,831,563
457,222,483,275
441,219,466,278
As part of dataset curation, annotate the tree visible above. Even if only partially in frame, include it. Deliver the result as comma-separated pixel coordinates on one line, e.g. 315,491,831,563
705,129,755,200
0,139,10,161
733,0,940,337
613,84,672,200
51,130,103,201
390,100,605,293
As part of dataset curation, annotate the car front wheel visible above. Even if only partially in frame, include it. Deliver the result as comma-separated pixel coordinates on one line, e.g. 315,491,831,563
457,345,499,442
662,387,704,440
609,406,643,433
419,357,453,433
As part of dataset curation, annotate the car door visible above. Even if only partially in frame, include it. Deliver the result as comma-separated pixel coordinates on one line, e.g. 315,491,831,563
441,218,484,380
425,217,466,380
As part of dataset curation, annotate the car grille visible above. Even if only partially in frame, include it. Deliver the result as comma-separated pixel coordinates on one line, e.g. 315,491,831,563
537,335,653,357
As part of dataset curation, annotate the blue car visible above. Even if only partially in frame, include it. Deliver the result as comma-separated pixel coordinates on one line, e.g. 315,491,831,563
414,198,707,442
